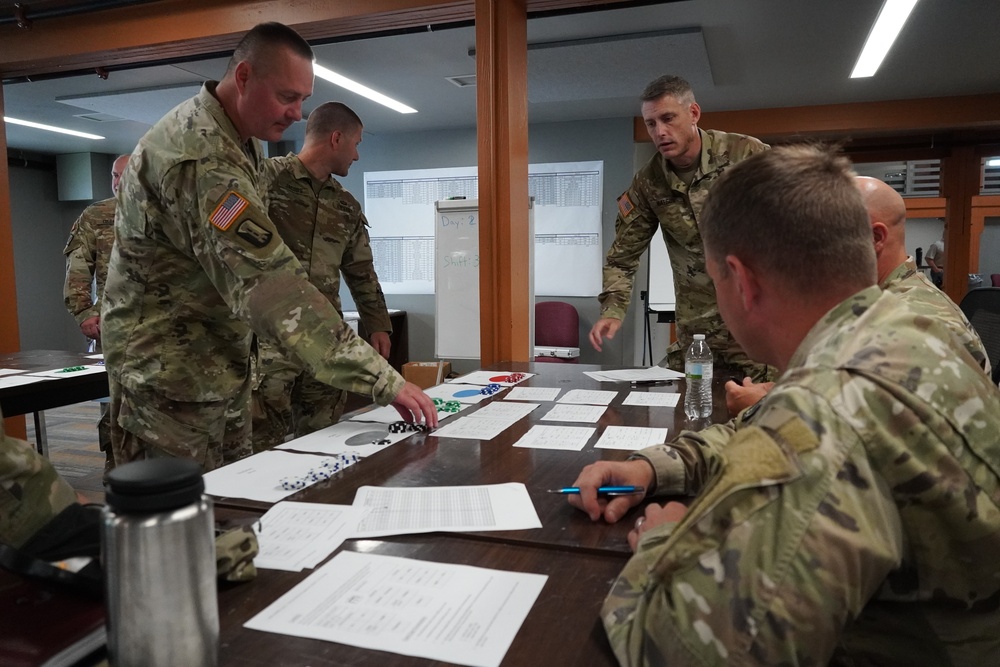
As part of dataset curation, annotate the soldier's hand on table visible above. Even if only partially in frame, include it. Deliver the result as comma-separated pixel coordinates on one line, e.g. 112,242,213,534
390,382,439,428
628,501,687,552
80,315,101,342
370,331,391,359
588,317,622,352
725,377,773,417
568,459,655,523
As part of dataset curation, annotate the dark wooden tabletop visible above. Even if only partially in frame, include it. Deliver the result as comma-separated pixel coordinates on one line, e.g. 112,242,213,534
217,534,627,667
209,362,733,666
0,349,109,417
214,361,729,555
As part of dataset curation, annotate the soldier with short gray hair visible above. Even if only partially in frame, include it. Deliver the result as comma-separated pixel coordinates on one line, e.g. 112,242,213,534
571,145,1000,665
590,74,770,381
101,23,437,471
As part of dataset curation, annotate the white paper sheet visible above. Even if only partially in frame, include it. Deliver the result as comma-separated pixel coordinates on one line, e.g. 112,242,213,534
25,364,106,378
449,370,534,387
467,401,540,421
594,425,670,451
540,403,607,423
351,483,542,537
557,389,619,405
254,502,367,571
622,391,681,407
277,421,413,457
423,382,496,404
583,367,684,382
430,416,516,441
203,450,351,503
503,386,561,402
349,402,467,424
0,374,51,389
513,425,595,451
244,550,547,667
0,368,26,377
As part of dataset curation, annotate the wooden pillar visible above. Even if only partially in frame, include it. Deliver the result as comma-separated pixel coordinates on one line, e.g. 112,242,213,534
0,86,27,438
939,146,979,303
475,0,531,364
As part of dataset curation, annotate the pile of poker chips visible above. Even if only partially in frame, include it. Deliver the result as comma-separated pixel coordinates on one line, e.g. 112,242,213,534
278,453,362,491
432,398,462,413
388,421,431,434
479,383,502,396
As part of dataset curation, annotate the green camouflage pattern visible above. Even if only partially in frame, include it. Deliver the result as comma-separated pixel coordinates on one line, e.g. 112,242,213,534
63,197,116,324
101,83,405,464
882,257,991,376
252,155,391,451
0,415,76,548
609,286,1000,665
600,129,771,380
215,524,258,582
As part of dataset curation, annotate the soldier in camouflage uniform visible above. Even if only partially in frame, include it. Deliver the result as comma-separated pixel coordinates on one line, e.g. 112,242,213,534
62,153,130,471
590,75,771,381
101,23,436,471
726,174,991,414
252,102,392,452
570,146,1000,665
0,409,76,549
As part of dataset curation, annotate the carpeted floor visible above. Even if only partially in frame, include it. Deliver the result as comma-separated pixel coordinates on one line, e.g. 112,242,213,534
26,402,107,503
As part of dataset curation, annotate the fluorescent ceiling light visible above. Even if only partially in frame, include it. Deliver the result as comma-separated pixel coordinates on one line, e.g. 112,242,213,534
988,158,1000,168
313,63,417,114
4,116,105,140
850,0,919,78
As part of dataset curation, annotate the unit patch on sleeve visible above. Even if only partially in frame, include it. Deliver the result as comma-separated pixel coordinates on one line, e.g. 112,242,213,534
235,219,273,248
209,191,250,231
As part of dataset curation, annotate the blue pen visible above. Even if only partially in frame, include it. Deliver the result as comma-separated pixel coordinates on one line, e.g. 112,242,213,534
547,485,645,496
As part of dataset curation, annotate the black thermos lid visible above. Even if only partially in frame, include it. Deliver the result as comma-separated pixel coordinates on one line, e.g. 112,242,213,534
105,458,205,513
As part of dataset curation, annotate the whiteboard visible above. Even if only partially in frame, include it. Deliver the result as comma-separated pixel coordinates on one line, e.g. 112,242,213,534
647,227,677,311
434,200,534,359
365,162,601,297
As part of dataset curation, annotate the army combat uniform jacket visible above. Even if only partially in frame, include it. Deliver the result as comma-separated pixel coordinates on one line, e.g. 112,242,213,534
608,286,1000,665
600,129,769,379
102,84,404,461
63,197,116,325
252,156,392,448
881,257,991,376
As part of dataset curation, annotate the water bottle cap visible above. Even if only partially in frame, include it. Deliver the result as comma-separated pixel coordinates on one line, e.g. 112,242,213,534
105,458,205,513
693,334,705,340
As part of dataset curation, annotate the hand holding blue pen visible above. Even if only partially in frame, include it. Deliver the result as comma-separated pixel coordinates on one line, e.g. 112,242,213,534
548,486,645,496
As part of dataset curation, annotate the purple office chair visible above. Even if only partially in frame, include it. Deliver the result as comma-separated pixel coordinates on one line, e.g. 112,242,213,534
534,301,580,364
991,274,1000,288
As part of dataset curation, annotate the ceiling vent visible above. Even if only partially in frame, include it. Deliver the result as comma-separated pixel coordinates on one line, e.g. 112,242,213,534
445,75,477,88
983,158,1000,195
853,159,941,197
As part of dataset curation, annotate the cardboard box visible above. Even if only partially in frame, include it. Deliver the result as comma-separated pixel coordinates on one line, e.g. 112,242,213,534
403,361,452,389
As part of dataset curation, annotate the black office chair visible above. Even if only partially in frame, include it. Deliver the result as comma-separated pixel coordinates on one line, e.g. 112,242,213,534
959,287,1000,385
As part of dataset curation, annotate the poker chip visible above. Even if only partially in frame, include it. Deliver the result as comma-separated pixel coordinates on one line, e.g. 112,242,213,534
488,372,525,383
276,453,362,491
432,398,462,413
388,421,430,433
345,431,393,447
480,383,502,396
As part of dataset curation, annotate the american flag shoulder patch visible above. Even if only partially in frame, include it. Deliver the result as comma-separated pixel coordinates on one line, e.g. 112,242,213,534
617,192,635,218
209,191,250,231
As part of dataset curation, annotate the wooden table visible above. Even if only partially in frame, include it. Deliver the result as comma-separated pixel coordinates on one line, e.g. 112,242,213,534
210,362,731,666
0,349,109,455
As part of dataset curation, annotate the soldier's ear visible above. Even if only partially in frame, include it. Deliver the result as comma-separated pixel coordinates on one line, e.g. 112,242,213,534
871,222,888,256
234,61,251,95
688,102,701,125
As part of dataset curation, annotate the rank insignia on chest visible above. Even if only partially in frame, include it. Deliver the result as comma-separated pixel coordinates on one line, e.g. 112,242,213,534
617,192,635,218
209,191,250,231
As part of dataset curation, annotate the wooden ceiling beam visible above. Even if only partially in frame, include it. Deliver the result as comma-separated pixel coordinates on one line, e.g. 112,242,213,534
0,0,641,79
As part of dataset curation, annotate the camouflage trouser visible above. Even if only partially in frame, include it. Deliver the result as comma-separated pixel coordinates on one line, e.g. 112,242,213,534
251,367,347,454
109,378,252,472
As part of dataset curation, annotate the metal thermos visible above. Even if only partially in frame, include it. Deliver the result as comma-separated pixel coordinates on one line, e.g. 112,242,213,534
102,458,219,667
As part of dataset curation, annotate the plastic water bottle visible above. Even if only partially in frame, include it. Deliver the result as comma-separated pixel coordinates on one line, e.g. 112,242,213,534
684,334,714,419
